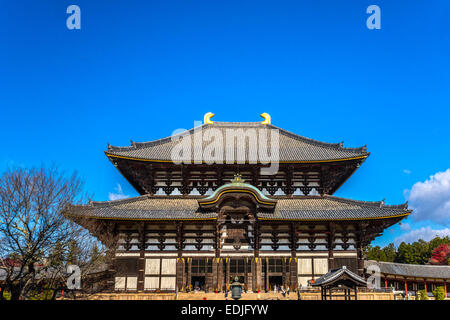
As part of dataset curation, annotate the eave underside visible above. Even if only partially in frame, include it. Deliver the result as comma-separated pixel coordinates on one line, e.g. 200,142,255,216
107,158,367,196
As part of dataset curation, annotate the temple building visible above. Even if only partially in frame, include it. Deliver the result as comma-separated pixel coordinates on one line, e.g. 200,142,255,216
365,260,450,297
65,114,411,293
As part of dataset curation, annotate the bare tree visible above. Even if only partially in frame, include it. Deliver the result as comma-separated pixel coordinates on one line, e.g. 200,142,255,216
0,165,106,300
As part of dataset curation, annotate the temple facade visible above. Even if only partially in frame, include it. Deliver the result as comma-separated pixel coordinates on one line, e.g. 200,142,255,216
65,114,411,293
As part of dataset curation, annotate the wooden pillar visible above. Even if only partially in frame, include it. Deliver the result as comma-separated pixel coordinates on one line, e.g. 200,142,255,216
244,258,249,291
356,223,366,276
282,258,286,287
176,222,184,291
290,258,297,290
385,277,388,288
251,258,256,292
176,258,184,291
138,249,145,292
328,222,335,270
246,258,253,292
254,257,263,292
404,279,408,296
357,245,364,276
212,258,218,292
289,222,298,290
187,258,192,290
217,258,224,291
205,257,209,292
424,280,427,293
225,258,230,290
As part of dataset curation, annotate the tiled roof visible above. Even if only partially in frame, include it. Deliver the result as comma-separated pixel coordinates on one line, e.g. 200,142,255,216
365,260,450,279
105,122,369,163
64,195,410,221
259,196,410,220
65,195,216,220
312,266,367,287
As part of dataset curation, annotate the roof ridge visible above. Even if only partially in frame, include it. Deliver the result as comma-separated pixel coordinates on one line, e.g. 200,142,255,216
266,124,368,154
106,121,368,155
107,124,208,152
324,195,409,210
71,194,151,209
68,194,207,210
370,260,449,268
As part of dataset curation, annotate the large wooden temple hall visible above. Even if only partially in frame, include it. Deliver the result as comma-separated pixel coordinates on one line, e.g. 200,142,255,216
65,113,411,293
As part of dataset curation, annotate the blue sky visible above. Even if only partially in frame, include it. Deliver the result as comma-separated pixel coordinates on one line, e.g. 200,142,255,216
1,1,449,247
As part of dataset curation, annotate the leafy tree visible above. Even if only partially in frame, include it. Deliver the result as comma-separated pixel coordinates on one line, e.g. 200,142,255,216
365,245,387,261
416,289,428,300
432,286,445,300
412,239,430,264
382,243,396,262
429,236,450,252
429,244,450,265
369,236,450,265
395,242,418,264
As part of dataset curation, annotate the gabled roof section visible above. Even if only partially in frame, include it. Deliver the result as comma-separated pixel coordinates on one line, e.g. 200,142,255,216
105,122,369,163
198,179,277,209
312,266,367,287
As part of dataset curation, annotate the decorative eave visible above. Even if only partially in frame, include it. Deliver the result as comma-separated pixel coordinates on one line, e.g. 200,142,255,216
198,176,277,210
63,193,410,223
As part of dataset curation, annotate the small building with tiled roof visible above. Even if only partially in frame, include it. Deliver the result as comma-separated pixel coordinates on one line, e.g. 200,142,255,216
65,113,410,293
365,260,450,297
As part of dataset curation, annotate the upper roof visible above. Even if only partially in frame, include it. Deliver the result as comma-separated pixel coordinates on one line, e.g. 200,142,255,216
105,122,369,163
64,194,410,221
365,260,450,279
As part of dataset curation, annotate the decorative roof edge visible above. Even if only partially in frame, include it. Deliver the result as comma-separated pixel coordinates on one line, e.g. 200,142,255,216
323,195,411,211
312,266,367,287
105,122,369,155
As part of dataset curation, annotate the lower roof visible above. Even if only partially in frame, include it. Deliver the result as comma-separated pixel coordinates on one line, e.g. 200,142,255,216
365,260,450,280
64,195,410,221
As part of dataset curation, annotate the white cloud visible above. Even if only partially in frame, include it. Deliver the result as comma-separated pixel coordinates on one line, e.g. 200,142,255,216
108,184,129,201
403,169,411,174
404,168,450,225
394,226,450,245
399,222,411,231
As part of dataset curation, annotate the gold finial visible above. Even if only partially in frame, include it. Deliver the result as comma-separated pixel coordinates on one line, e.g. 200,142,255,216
232,173,244,183
204,112,215,124
260,112,271,124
